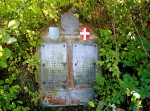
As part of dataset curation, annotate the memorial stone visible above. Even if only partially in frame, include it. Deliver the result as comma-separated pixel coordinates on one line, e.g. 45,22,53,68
39,13,99,106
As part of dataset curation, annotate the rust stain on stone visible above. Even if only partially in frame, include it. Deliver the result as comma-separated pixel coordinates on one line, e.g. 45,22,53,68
42,95,66,105
42,95,46,101
71,97,81,104
68,55,72,88
48,96,66,105
79,85,87,89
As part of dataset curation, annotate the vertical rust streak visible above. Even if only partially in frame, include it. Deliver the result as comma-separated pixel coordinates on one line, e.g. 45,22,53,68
67,38,73,89
68,55,72,88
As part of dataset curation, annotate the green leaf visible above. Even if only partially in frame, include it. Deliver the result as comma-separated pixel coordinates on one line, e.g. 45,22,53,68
123,74,131,79
57,0,69,7
5,78,13,84
13,85,20,93
9,87,14,94
25,107,30,110
0,80,4,85
141,69,150,80
88,101,95,107
0,61,7,68
140,88,150,99
107,63,111,68
24,87,28,92
144,27,150,36
124,61,132,67
11,102,16,109
145,79,150,84
2,32,11,42
100,48,106,54
145,85,150,91
3,48,11,59
98,61,104,66
10,75,17,81
13,85,20,89
8,19,20,30
97,101,104,110
30,41,36,47
99,29,112,37
96,74,105,85
142,58,148,64
137,100,142,107
17,100,23,104
143,38,150,51
131,96,136,103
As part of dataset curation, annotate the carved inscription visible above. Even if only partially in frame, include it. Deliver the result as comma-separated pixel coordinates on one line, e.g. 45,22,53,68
40,43,67,90
73,44,98,85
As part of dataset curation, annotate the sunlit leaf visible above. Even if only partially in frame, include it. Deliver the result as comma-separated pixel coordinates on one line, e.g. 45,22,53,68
24,87,28,92
2,32,11,42
5,78,12,84
131,96,136,103
0,52,3,57
13,85,20,89
11,102,16,109
0,34,2,38
137,100,142,107
25,107,30,110
3,48,11,58
8,19,20,30
88,101,95,107
107,63,111,68
99,29,112,37
0,61,7,68
0,46,3,51
17,100,23,104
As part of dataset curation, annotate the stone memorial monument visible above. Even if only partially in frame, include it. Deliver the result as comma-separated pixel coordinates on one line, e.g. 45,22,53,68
38,13,99,106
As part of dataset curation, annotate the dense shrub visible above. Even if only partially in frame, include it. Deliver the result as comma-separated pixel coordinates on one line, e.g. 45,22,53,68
82,0,150,110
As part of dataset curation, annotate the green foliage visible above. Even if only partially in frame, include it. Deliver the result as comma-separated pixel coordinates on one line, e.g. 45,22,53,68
0,75,30,111
0,0,80,110
92,0,150,110
0,18,30,110
76,0,97,21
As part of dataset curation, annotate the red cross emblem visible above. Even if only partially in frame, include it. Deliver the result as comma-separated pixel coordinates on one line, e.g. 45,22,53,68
80,28,90,40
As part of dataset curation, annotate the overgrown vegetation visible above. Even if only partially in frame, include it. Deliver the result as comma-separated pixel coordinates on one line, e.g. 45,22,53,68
0,0,62,110
86,0,150,111
0,0,149,111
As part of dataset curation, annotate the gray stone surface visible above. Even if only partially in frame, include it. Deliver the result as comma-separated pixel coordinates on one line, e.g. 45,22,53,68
73,43,98,85
61,13,79,35
40,43,67,90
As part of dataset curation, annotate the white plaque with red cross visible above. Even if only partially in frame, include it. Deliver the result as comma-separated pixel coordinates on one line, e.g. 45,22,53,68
80,28,90,40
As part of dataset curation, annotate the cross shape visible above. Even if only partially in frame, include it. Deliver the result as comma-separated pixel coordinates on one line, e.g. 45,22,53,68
80,28,90,40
